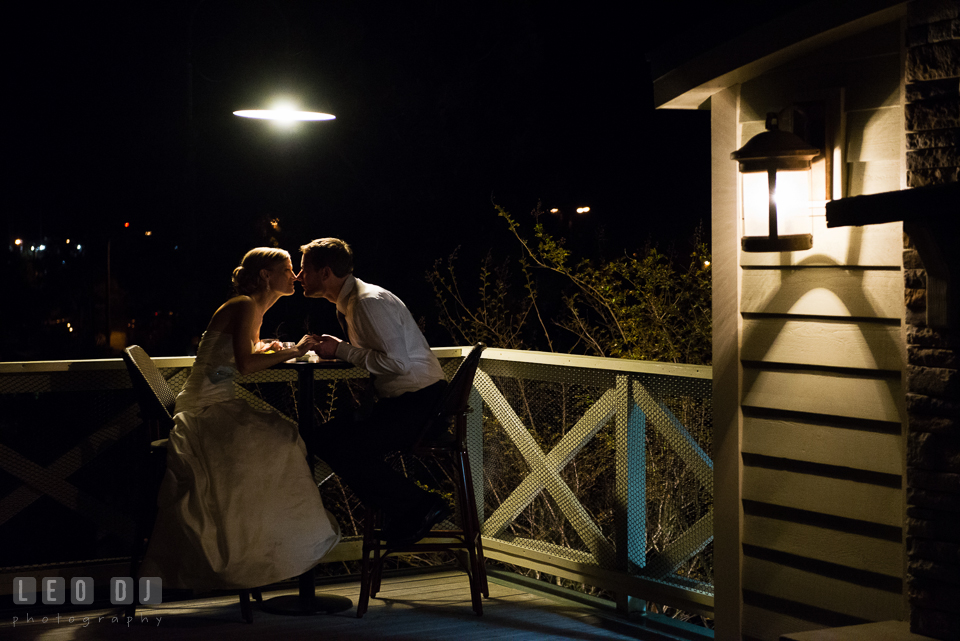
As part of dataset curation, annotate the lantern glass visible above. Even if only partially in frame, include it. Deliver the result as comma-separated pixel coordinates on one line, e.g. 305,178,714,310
741,171,771,237
740,166,813,239
774,167,814,236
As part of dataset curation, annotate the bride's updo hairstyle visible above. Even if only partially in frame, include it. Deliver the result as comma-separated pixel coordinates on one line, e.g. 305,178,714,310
232,247,291,295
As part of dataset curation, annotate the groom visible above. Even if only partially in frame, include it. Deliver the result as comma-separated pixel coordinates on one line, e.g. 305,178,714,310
296,237,451,545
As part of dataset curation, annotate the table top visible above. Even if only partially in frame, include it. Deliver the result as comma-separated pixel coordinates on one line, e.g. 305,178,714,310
274,359,354,370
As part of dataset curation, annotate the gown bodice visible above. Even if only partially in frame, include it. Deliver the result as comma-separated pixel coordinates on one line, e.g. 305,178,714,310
176,330,238,412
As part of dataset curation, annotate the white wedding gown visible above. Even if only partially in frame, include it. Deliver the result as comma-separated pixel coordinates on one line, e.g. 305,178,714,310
138,330,341,590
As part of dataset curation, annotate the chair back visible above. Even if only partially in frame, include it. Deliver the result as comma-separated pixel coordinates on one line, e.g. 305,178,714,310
122,345,177,439
419,343,484,446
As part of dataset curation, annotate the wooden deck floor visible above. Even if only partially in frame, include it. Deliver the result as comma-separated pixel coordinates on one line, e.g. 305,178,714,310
2,570,686,640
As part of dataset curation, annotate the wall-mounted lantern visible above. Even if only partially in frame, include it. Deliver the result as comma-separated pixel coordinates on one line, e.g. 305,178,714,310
732,112,820,252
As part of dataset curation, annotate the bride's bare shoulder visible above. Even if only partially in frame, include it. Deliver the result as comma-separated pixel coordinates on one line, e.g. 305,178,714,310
206,296,255,332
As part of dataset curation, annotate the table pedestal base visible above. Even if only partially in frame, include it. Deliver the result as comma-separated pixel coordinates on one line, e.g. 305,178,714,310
260,592,353,615
259,569,352,615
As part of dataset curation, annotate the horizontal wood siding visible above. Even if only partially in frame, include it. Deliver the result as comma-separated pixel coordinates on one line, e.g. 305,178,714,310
743,556,903,620
848,160,901,196
740,269,902,318
846,107,902,163
742,368,902,423
742,466,902,527
743,514,902,577
742,416,902,475
734,21,905,639
741,318,903,370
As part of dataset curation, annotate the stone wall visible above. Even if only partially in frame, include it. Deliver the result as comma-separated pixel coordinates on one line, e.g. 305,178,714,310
903,2,959,640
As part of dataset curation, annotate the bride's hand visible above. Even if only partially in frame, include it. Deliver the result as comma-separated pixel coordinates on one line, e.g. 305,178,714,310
256,339,283,354
296,334,319,356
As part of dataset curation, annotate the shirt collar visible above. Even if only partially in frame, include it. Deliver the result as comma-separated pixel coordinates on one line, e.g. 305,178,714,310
335,274,357,314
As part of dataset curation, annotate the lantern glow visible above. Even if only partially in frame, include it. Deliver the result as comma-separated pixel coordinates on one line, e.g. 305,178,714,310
732,112,820,252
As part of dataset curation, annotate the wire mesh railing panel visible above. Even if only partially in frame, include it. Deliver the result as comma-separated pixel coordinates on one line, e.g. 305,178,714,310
0,350,713,607
0,368,150,569
630,376,713,594
474,355,713,598
0,360,369,570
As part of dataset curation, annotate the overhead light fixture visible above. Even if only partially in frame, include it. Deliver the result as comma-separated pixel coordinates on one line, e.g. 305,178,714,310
233,109,335,121
731,112,820,252
233,99,334,124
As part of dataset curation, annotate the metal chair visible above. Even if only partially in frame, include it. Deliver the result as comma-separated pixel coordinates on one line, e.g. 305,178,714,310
122,345,261,622
357,343,488,617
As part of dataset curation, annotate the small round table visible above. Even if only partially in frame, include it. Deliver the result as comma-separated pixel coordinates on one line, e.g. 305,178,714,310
259,358,361,616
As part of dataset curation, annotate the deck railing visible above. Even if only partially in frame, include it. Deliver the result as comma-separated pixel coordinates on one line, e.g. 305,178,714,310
0,347,713,617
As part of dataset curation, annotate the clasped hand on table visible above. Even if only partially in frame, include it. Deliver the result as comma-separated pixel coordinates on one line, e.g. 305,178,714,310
312,334,342,360
256,335,321,359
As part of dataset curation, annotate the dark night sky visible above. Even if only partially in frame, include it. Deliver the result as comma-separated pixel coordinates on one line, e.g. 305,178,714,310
7,1,711,355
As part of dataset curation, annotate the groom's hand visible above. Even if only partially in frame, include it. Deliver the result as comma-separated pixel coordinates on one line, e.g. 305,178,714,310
316,334,342,359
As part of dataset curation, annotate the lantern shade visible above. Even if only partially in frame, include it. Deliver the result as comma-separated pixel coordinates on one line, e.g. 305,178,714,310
732,113,819,252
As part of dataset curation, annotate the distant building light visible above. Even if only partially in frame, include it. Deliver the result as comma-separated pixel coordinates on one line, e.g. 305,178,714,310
77,244,82,251
145,231,152,236
30,246,35,251
124,222,130,228
576,207,591,214
66,239,71,244
38,245,46,251
15,239,22,246
550,208,559,214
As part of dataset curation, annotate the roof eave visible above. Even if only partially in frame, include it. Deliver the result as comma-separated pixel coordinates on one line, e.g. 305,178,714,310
652,1,908,110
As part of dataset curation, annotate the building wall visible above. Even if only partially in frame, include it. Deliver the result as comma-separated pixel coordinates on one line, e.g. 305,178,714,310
721,20,909,641
902,2,960,640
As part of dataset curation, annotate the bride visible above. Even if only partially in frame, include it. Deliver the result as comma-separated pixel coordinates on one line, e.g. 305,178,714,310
139,247,341,590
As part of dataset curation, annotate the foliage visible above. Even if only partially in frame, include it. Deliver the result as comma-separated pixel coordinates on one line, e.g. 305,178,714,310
428,205,712,365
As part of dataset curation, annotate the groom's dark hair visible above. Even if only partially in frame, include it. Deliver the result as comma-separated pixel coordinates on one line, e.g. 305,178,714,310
300,238,354,277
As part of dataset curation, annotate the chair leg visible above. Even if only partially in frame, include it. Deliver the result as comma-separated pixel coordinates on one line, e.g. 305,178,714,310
357,507,377,618
370,510,385,597
240,590,253,623
466,498,489,597
252,588,263,605
475,531,490,597
457,448,488,606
